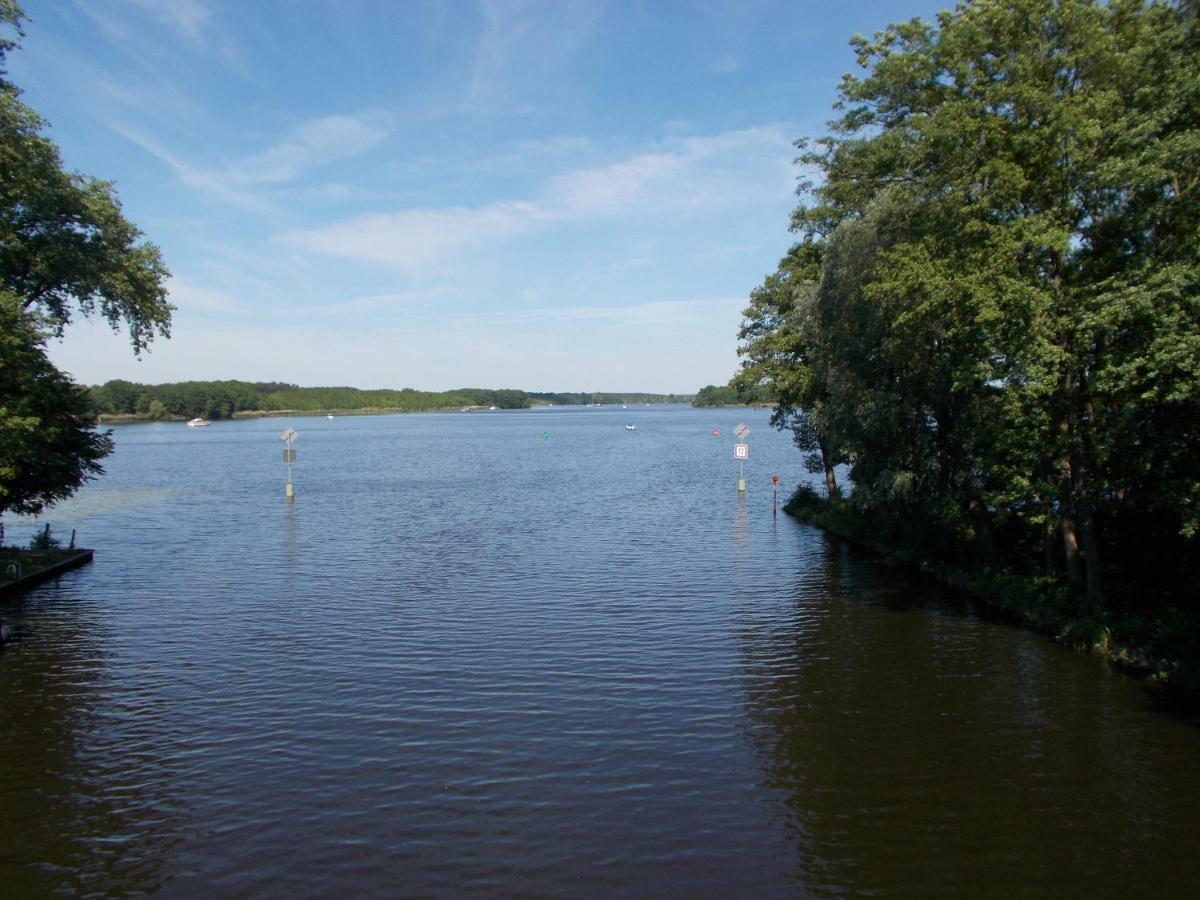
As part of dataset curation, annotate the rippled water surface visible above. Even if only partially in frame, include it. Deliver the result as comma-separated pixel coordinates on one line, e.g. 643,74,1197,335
2,406,1198,897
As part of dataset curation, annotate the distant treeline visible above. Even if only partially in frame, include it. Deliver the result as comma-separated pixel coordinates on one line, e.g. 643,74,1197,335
529,391,686,407
691,383,771,407
89,380,686,420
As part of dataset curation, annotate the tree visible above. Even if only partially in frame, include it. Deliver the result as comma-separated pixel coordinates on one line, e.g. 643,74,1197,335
0,293,112,517
735,242,842,497
0,2,170,521
0,2,172,354
749,0,1199,607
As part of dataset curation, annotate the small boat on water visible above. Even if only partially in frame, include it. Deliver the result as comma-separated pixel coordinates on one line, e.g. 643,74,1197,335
187,417,211,428
624,423,637,431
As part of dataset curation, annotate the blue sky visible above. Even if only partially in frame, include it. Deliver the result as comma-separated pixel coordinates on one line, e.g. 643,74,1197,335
10,0,946,393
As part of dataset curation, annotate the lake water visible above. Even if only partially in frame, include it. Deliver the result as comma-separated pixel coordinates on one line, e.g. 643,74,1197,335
2,405,1198,896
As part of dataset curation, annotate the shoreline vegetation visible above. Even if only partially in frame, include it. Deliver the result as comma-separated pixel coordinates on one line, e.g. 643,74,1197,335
731,2,1199,711
784,486,1200,708
690,384,771,407
90,380,692,424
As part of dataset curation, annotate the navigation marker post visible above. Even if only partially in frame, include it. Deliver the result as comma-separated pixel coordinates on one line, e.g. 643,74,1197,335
733,422,750,493
281,427,298,499
772,474,780,517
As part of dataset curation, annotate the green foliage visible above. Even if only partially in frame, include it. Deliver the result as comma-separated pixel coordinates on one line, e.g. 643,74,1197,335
0,294,113,517
0,19,172,353
527,391,683,406
691,383,768,407
27,524,59,551
0,4,168,521
751,0,1199,624
88,383,687,420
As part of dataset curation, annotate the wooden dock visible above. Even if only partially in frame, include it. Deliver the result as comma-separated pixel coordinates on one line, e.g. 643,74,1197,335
0,549,95,597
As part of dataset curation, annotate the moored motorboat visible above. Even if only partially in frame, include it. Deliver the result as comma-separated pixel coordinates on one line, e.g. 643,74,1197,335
187,417,211,427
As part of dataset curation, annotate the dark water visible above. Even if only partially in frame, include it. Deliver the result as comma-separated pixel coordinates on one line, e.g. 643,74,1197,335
1,406,1197,897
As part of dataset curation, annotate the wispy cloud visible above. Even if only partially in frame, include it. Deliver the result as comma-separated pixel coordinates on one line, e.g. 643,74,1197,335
281,201,548,268
73,0,240,71
127,0,211,44
299,289,450,318
166,276,239,314
109,112,390,212
467,0,606,110
106,123,278,214
479,296,745,327
547,153,683,216
279,125,795,271
230,115,389,186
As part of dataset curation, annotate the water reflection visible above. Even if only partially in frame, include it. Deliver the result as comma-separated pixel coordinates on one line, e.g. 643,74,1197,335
0,590,177,894
737,534,1200,895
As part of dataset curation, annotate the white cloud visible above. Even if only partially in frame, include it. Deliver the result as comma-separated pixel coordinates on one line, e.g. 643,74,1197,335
109,112,389,211
300,289,450,318
74,0,241,71
280,201,548,268
106,123,278,214
547,152,683,216
166,277,239,314
127,0,211,44
467,0,606,110
47,296,743,393
487,297,744,327
279,125,794,273
230,115,389,186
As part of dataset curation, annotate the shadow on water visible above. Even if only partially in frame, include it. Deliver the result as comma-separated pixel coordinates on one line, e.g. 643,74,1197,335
0,588,178,894
736,530,1200,897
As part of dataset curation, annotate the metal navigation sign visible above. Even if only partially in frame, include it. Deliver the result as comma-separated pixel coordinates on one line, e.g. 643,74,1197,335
280,428,298,499
733,422,750,438
734,443,749,460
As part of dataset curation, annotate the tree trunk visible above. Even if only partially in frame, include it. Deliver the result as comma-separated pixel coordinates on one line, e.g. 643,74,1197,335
1044,515,1058,578
969,498,997,563
1061,515,1084,589
1057,353,1105,603
820,439,840,499
1074,489,1104,605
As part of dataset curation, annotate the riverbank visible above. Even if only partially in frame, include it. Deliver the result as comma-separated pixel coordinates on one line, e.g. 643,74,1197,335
0,548,94,596
784,487,1200,708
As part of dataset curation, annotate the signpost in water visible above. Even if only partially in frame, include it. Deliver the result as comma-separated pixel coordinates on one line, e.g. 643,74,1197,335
281,427,297,499
733,423,750,493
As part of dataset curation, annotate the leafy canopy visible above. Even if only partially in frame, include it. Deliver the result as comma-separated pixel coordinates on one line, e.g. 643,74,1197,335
0,1,172,354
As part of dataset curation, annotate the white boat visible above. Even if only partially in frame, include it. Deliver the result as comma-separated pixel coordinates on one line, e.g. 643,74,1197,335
187,417,211,428
624,423,636,431
326,414,334,420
